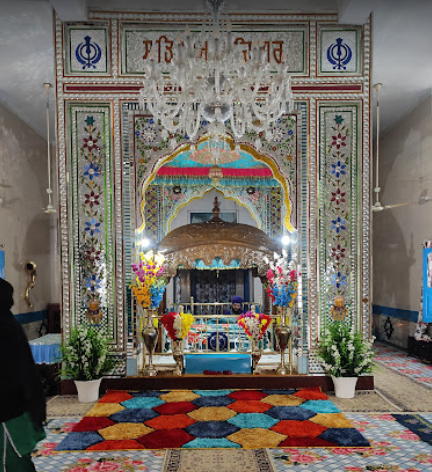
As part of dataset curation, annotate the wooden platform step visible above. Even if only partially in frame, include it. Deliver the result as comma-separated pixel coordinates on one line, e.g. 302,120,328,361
61,374,374,395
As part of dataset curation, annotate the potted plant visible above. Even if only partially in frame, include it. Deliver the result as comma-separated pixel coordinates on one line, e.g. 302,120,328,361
318,322,374,398
60,323,114,402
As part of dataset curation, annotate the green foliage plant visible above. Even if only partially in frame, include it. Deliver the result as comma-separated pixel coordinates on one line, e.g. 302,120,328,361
318,322,375,377
60,324,114,381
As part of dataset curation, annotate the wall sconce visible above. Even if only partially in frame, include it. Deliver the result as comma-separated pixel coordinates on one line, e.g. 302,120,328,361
24,260,37,307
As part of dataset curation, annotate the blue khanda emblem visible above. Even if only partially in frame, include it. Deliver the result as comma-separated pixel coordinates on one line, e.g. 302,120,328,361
327,37,352,70
76,35,102,69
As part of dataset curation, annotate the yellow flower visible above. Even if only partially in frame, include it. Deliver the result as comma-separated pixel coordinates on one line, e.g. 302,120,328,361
180,313,194,338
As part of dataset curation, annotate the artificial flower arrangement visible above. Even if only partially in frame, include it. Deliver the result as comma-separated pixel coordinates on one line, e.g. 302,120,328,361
265,252,297,307
60,324,115,381
161,310,195,341
131,250,166,309
237,309,273,342
318,321,375,377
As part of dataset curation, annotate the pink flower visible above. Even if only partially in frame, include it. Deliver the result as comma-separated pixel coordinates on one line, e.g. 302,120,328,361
124,458,145,466
399,432,420,440
331,448,354,455
376,441,392,447
88,463,121,471
37,442,57,456
375,414,396,421
414,454,432,464
63,422,78,433
290,452,323,464
373,450,388,456
69,467,89,472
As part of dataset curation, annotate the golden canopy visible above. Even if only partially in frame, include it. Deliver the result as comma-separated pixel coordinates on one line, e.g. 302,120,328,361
158,197,280,277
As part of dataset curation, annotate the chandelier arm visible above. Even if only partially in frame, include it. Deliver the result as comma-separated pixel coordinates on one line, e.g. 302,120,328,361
250,102,272,124
147,89,185,124
146,76,186,117
185,104,203,140
250,91,287,123
229,113,246,139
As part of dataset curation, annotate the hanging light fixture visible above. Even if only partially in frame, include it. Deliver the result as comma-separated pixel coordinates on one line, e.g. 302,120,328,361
140,0,292,142
208,141,224,186
43,82,56,214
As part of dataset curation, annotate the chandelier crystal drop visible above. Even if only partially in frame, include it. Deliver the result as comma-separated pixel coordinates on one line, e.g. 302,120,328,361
140,0,292,141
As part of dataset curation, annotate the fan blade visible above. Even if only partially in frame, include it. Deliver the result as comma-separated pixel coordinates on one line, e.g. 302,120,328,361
383,202,414,209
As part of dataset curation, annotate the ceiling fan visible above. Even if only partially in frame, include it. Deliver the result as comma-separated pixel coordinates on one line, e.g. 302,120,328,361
372,83,414,212
42,82,56,214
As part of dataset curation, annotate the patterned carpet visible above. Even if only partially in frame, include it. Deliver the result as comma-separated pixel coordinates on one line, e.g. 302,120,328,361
33,414,432,472
54,388,370,450
33,342,432,471
375,341,432,387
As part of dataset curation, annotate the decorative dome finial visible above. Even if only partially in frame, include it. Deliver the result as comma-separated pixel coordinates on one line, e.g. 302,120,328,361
212,196,220,220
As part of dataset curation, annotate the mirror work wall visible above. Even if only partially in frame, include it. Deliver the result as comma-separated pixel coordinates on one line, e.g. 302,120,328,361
56,10,371,375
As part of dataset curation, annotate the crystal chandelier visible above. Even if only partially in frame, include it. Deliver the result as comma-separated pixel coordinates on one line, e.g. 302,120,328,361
140,0,292,142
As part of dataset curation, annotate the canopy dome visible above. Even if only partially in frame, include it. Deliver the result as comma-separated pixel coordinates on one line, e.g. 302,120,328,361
158,197,280,277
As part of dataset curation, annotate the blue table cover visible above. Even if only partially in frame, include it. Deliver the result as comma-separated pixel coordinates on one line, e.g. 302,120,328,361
184,353,251,374
29,333,62,364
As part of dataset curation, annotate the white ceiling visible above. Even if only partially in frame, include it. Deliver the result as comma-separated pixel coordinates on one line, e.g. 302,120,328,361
0,0,431,142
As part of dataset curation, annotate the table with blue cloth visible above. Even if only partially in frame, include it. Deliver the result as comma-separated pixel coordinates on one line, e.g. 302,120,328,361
29,333,62,364
29,333,62,396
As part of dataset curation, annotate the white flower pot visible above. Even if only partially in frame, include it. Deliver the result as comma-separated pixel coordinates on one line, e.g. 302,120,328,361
331,376,358,399
74,378,102,403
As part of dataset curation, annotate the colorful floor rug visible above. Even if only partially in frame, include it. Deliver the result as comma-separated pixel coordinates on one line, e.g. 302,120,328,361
54,388,370,451
162,448,275,472
34,413,432,472
375,341,432,388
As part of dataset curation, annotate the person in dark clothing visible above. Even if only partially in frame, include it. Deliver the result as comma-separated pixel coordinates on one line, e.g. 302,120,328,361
220,295,245,324
225,295,244,315
0,277,46,472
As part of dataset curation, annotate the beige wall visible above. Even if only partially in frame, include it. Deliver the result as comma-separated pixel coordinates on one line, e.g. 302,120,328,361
373,94,432,312
0,100,59,327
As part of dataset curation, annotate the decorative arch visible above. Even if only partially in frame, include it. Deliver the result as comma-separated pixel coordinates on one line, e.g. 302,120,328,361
166,187,262,231
138,133,295,236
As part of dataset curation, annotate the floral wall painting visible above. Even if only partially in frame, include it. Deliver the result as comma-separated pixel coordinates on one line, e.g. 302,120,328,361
68,105,117,347
318,105,360,332
56,10,371,375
